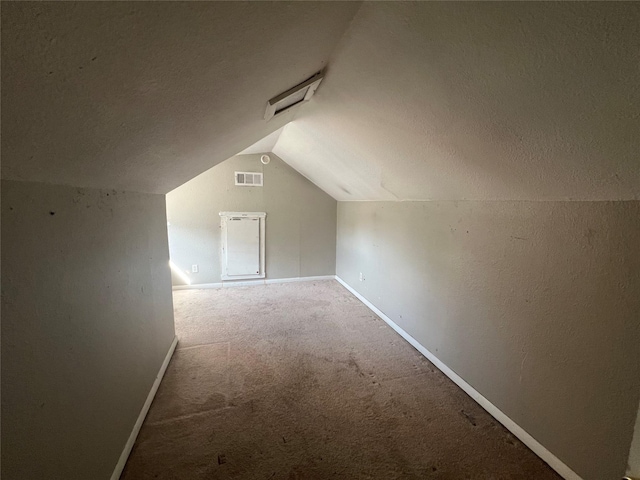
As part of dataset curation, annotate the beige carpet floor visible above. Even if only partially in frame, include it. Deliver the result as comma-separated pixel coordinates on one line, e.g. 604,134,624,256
122,280,560,480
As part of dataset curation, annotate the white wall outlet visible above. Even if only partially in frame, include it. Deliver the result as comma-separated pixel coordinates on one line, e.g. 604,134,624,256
191,264,199,273
359,272,364,281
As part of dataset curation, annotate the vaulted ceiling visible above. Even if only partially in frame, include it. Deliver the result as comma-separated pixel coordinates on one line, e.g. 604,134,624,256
273,2,640,201
3,2,639,201
1,2,360,193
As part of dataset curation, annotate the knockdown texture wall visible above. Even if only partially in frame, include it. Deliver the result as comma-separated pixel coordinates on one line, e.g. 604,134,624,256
336,201,640,480
166,154,336,285
1,180,176,479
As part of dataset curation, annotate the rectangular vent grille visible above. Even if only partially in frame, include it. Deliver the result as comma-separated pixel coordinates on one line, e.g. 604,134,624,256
235,172,263,187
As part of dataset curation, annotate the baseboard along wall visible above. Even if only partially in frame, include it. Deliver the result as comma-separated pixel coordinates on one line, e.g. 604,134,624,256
172,275,336,290
110,335,178,480
334,276,584,480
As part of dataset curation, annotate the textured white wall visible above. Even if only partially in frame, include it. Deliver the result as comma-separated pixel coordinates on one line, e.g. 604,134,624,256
336,200,640,480
1,180,176,479
275,2,640,201
166,154,336,285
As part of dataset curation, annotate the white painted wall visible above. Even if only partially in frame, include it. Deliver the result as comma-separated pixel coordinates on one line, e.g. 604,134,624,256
336,200,640,480
1,180,176,479
166,154,336,285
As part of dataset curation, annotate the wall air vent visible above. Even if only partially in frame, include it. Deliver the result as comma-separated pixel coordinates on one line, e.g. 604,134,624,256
264,71,324,121
235,172,263,187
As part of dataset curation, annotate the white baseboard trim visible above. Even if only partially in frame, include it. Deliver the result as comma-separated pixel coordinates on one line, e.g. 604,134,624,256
334,276,583,480
172,275,335,291
110,335,178,480
173,282,223,290
265,275,335,285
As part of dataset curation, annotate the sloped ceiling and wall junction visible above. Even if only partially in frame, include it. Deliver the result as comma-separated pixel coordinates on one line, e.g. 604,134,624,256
4,2,638,201
3,2,640,480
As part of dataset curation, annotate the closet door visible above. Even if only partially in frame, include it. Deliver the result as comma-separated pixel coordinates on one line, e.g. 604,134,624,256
226,217,260,276
220,212,266,281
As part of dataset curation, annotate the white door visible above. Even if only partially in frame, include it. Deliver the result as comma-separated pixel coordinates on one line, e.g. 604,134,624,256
220,212,266,281
226,217,260,276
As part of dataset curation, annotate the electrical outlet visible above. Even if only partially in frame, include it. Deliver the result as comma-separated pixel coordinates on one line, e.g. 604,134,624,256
192,264,199,273
359,272,364,281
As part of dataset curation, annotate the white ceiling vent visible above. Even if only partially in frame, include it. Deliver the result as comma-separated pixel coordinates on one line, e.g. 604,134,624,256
235,171,263,187
264,71,324,121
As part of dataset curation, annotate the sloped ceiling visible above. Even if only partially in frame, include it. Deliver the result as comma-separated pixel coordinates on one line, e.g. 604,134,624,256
1,1,361,194
274,2,640,201
238,127,284,156
4,2,639,201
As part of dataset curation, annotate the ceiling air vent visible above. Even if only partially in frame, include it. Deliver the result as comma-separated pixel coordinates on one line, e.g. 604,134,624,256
264,71,324,121
235,172,263,187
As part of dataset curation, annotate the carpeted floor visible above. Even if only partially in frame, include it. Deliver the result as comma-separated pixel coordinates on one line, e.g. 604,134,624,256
122,280,560,480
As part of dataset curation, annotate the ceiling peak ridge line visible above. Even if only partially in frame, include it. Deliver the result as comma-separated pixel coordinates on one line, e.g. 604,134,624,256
322,0,367,75
237,127,285,156
270,124,289,155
